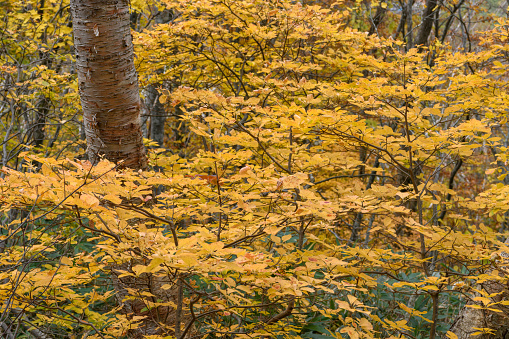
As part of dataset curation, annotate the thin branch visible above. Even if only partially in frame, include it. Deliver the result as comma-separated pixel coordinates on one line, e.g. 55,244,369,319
314,173,391,186
266,297,295,325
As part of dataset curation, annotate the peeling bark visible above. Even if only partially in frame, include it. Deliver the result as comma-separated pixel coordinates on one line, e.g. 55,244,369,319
71,0,147,169
450,291,509,339
450,239,509,338
69,1,166,337
110,268,187,338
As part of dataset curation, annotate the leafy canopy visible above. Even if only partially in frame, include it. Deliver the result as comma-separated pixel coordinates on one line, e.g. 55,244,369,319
1,0,509,338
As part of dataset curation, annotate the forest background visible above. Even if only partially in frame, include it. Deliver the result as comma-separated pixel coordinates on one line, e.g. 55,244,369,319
1,0,509,338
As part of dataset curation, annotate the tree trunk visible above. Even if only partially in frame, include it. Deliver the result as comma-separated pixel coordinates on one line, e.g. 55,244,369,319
368,1,388,36
414,0,439,49
450,238,509,338
405,0,414,48
69,1,174,337
31,96,48,149
145,7,172,148
146,83,166,148
71,0,147,169
450,289,509,339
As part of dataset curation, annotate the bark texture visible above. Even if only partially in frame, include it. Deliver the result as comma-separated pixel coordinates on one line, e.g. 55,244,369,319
71,0,147,169
450,290,509,339
69,1,171,337
110,268,187,338
450,239,509,338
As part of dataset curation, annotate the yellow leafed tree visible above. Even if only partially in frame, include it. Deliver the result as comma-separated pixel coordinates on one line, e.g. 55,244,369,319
0,0,509,339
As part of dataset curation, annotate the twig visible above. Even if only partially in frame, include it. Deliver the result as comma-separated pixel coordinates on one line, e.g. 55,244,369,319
74,206,121,242
266,297,295,325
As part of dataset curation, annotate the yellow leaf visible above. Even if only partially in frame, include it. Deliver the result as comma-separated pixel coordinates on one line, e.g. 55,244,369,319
104,194,122,204
358,318,373,331
80,194,99,208
225,277,236,287
61,257,73,265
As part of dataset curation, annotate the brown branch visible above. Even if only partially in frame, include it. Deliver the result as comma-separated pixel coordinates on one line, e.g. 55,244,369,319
117,204,179,246
437,157,462,224
235,122,291,174
224,230,266,248
179,294,201,339
266,297,295,325
313,173,391,186
73,205,121,243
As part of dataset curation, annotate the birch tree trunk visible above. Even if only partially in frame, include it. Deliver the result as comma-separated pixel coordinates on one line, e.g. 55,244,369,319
69,1,176,337
71,0,147,169
450,239,509,338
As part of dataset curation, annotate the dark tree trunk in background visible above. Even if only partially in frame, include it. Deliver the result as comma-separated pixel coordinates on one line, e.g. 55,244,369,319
146,83,166,147
71,0,147,169
368,1,388,36
145,7,172,148
32,96,48,148
405,0,414,48
415,0,439,48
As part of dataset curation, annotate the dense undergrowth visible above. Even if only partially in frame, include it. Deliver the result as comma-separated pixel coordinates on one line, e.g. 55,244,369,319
1,0,509,338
